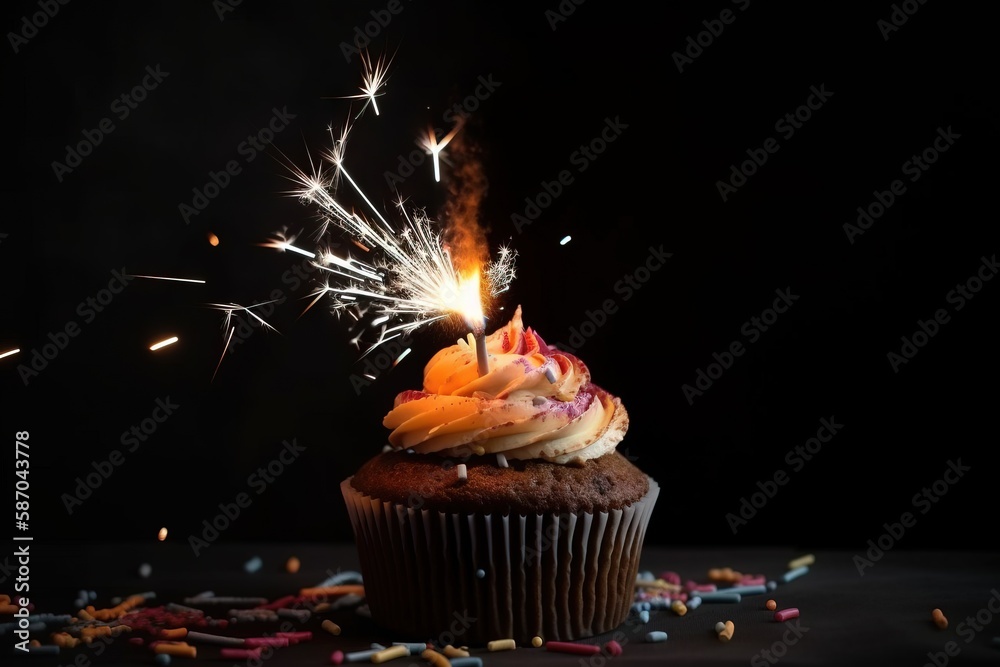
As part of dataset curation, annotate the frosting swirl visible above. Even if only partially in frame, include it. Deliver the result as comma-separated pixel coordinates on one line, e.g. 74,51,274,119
382,306,628,464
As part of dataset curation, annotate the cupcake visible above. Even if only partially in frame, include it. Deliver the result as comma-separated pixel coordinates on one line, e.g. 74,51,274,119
341,306,659,645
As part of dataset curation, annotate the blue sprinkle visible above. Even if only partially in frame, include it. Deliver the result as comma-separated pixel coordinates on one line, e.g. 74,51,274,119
723,584,768,596
476,568,486,579
646,631,668,643
638,570,655,581
688,596,702,609
88,590,97,601
639,610,650,623
138,563,152,578
450,659,484,667
244,556,263,573
697,592,741,603
27,646,60,655
781,566,809,583
154,653,171,665
767,580,777,590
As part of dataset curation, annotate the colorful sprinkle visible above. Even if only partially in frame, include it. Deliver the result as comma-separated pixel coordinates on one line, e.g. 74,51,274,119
718,620,735,642
371,645,409,663
531,636,543,648
321,619,342,636
788,554,815,570
244,556,263,573
286,557,301,574
220,648,262,660
139,563,153,578
932,608,948,630
154,654,171,665
671,599,687,616
449,659,483,667
774,608,800,622
330,649,345,665
443,645,470,658
487,639,517,651
604,640,623,656
546,641,601,655
766,599,777,611
421,648,450,667
645,631,668,643
780,566,808,583
476,569,486,579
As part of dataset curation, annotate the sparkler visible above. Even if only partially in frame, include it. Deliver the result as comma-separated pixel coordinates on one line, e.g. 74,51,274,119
280,105,517,367
325,49,394,119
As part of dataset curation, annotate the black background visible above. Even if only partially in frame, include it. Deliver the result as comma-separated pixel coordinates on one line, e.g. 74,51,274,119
3,1,997,553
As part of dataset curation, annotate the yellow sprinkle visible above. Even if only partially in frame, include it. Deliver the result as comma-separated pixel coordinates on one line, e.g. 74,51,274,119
932,608,948,630
671,600,687,616
788,554,815,570
488,639,517,651
531,636,543,648
321,619,341,636
286,556,301,574
77,609,94,621
443,645,470,658
371,645,409,663
313,602,332,613
421,648,450,667
154,643,197,658
766,599,777,611
718,620,735,642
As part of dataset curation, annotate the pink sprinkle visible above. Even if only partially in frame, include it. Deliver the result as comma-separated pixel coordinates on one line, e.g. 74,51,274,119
774,608,800,622
604,640,623,656
660,571,681,585
245,637,290,648
687,582,717,593
546,641,601,655
331,650,345,665
740,575,766,585
276,631,313,644
220,648,262,659
261,595,297,610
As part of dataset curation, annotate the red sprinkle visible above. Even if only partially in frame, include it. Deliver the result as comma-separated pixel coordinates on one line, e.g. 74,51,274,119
276,631,313,644
331,649,345,665
245,637,290,648
604,640,623,656
220,648,262,659
774,608,800,622
261,595,297,611
546,642,601,655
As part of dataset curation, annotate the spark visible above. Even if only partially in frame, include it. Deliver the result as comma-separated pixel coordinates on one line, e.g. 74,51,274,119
205,301,280,379
0,348,19,360
212,326,235,383
281,124,517,354
420,120,465,182
158,527,168,541
324,49,394,118
149,336,178,351
129,275,206,284
560,235,572,245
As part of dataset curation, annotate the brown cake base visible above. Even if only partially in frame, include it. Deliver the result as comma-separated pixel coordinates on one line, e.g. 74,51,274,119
341,451,659,645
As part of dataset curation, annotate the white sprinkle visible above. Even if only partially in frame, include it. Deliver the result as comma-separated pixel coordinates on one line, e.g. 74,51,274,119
496,453,508,468
457,464,467,482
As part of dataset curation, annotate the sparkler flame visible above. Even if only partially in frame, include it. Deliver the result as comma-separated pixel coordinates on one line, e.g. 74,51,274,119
282,115,516,358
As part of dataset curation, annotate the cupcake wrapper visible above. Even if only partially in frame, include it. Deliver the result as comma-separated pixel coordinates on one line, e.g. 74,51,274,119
341,476,659,645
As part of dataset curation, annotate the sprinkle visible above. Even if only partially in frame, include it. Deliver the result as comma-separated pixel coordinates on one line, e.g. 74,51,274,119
421,648,450,667
392,643,427,653
546,641,600,655
286,557,301,574
332,594,365,610
154,653,171,665
774,608,800,622
298,584,366,598
371,645,409,663
456,464,467,482
159,628,188,640
476,569,486,579
645,631,668,643
185,631,244,646
165,603,202,614
718,620,735,642
316,571,364,586
449,659,483,667
781,566,808,583
660,571,681,585
671,600,687,616
322,620,341,636
496,453,509,467
932,608,948,630
277,608,311,622
330,650,345,664
708,567,742,583
244,556,263,573
765,599,777,611
276,631,313,644
220,648,262,660
687,596,702,609
604,640,623,656
531,636,543,648
244,637,290,648
488,638,517,651
721,585,768,596
544,367,557,383
739,575,767,586
153,643,196,658
313,603,332,613
443,645,469,658
26,645,60,655
788,554,815,570
697,592,741,603
139,563,152,578
532,396,547,406
638,610,649,623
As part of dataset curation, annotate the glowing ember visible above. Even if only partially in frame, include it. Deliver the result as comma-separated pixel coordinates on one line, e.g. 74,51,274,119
149,336,178,351
158,527,168,541
207,232,220,246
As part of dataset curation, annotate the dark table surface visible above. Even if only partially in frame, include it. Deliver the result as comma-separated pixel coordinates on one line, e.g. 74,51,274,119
5,541,1000,666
